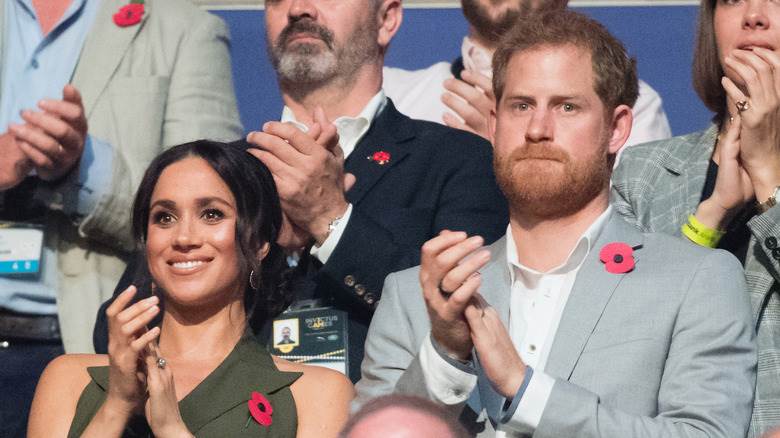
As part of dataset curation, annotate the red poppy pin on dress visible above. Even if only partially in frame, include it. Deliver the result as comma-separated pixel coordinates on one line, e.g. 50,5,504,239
248,391,273,427
113,0,145,27
599,242,639,274
367,150,391,165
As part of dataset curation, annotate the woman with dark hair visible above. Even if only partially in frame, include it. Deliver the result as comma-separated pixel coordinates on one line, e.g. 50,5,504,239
26,140,353,437
612,1,780,436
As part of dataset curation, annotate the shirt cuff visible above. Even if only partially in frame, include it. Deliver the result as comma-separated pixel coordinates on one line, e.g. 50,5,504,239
310,203,353,264
419,333,477,405
501,369,556,433
33,135,114,220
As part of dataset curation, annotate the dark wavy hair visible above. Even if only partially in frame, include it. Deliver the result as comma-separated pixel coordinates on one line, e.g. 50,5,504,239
130,139,294,330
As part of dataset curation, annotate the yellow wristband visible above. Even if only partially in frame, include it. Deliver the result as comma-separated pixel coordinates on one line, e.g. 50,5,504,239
681,214,724,248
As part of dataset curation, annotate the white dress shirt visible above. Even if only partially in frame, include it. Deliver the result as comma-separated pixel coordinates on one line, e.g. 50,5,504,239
280,91,386,263
383,36,672,147
419,206,613,436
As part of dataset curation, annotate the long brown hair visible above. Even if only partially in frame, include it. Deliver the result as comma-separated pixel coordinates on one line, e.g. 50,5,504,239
693,0,727,124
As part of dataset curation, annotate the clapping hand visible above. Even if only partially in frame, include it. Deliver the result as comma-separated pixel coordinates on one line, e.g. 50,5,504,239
695,112,755,229
464,299,527,399
442,70,495,140
143,346,192,438
721,48,780,202
247,107,355,247
8,84,87,182
103,286,161,416
0,132,32,190
420,231,490,360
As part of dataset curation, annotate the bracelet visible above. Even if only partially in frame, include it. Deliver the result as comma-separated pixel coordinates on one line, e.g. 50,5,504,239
316,206,349,247
681,214,724,248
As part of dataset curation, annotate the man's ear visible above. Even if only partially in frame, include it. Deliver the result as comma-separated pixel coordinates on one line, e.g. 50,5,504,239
488,106,498,147
377,0,402,49
606,104,633,156
256,241,271,262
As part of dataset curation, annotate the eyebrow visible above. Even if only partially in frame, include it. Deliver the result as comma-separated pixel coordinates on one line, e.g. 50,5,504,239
505,94,586,102
149,197,234,210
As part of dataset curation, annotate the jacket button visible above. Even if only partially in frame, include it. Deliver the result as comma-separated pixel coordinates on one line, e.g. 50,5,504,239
365,293,376,305
773,248,780,260
344,275,356,287
766,237,778,249
355,284,366,296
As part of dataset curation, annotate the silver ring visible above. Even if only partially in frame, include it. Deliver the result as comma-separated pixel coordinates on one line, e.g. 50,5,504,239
156,357,166,369
736,100,750,112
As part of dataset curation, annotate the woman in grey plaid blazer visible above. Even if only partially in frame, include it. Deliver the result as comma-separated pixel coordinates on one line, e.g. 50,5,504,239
612,1,780,437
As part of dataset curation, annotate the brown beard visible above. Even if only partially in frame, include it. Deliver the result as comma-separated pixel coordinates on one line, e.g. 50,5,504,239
493,140,611,219
460,0,568,45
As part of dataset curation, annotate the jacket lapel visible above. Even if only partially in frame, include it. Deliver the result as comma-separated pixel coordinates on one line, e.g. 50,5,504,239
344,100,414,205
71,0,149,117
657,126,716,229
544,214,644,380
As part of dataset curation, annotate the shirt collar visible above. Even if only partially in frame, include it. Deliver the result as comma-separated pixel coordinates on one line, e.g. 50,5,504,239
461,36,494,79
16,0,89,29
279,90,387,159
506,206,613,283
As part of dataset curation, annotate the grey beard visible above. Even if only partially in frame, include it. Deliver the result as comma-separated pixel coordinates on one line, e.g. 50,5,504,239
274,46,338,85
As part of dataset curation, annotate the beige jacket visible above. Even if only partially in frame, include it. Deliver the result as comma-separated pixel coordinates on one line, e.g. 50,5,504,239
0,0,243,352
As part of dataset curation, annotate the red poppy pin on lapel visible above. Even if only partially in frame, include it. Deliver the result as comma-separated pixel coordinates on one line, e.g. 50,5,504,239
113,0,145,27
368,150,391,165
247,391,273,427
599,242,640,274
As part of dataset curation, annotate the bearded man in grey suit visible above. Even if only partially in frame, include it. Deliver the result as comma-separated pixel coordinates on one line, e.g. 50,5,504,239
356,10,757,437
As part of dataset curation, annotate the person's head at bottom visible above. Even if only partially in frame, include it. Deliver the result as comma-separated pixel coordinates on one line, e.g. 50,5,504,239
27,140,354,438
340,395,469,438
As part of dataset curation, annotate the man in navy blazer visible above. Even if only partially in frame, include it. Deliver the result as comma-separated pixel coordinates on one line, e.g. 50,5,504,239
94,0,508,381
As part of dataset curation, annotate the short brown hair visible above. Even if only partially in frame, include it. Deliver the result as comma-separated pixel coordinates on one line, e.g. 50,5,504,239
340,395,469,438
693,0,726,123
492,10,639,112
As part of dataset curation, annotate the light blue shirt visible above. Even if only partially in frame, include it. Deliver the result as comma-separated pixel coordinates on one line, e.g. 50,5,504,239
0,0,113,314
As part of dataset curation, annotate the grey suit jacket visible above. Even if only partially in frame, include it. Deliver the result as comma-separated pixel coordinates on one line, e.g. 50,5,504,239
612,126,780,437
0,0,243,352
356,212,756,437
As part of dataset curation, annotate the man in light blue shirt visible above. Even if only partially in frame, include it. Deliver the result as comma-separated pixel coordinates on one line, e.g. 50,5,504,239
0,0,243,434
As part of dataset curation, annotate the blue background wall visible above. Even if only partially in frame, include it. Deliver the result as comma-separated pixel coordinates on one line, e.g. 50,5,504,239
212,5,712,137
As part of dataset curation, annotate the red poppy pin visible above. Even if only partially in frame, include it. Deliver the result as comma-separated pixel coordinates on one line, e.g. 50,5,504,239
113,0,145,27
599,242,640,274
367,150,391,165
247,391,273,427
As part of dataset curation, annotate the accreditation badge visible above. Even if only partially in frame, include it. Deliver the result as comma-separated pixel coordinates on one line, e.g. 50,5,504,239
0,222,44,276
269,307,348,376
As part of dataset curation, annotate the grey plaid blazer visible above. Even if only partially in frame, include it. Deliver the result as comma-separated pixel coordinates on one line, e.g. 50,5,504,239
612,126,780,437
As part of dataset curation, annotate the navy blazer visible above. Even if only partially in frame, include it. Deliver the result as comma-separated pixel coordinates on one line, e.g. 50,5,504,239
93,100,508,381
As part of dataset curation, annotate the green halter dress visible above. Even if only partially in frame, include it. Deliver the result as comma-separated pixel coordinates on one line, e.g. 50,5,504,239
67,334,301,437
